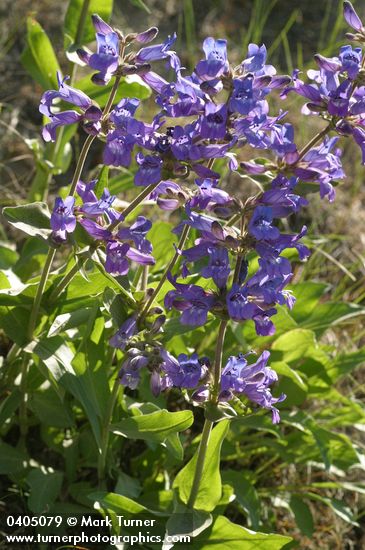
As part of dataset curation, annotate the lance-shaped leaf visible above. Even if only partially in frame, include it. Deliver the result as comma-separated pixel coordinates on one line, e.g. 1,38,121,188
21,18,60,90
173,420,230,512
189,515,293,549
110,409,194,443
3,202,51,241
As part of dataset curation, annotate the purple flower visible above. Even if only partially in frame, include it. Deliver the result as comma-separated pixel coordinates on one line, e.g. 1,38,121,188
135,153,163,186
259,175,308,217
165,274,216,326
339,45,362,79
149,180,187,211
229,77,258,115
200,103,227,140
103,131,135,167
105,242,130,275
76,179,98,203
119,350,149,390
81,188,117,220
249,206,281,241
105,237,154,275
242,44,275,76
226,285,260,322
164,353,207,389
135,33,177,63
40,72,102,142
295,136,345,201
222,351,285,423
270,123,298,162
79,218,112,240
78,16,119,85
195,37,228,81
51,196,76,240
135,27,159,44
110,316,138,350
201,246,231,288
40,72,92,117
118,216,153,253
110,98,140,129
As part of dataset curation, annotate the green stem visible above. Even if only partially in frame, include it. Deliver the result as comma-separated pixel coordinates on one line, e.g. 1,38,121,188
139,224,190,322
187,318,227,509
94,251,136,308
103,75,122,119
69,134,96,196
98,376,120,487
187,419,213,509
211,320,228,402
19,356,29,440
48,256,88,303
108,183,159,232
297,123,332,161
27,248,56,340
141,265,149,292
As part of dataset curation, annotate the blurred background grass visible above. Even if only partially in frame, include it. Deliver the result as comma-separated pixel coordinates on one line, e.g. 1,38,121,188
0,1,365,546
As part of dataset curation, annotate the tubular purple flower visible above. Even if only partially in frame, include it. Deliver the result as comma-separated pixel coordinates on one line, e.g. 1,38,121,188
195,37,228,81
135,33,177,63
135,153,163,186
51,196,76,240
200,103,228,140
110,316,138,350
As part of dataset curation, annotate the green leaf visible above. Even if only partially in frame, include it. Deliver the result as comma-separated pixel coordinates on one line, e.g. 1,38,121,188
173,420,230,512
271,329,317,362
271,361,308,407
165,432,184,461
47,309,94,337
14,237,48,280
289,495,314,537
115,473,141,500
306,421,359,471
3,202,51,241
0,243,19,270
298,301,365,335
64,0,114,48
289,281,328,323
0,443,27,474
21,18,60,90
222,470,261,530
190,515,292,549
148,221,176,270
28,336,103,446
164,502,212,549
0,306,29,346
89,491,167,517
109,169,135,194
95,165,110,197
29,387,74,428
111,409,194,443
27,468,63,514
0,390,22,426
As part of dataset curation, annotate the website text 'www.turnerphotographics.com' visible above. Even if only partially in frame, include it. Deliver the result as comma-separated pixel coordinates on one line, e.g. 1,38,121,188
3,514,191,547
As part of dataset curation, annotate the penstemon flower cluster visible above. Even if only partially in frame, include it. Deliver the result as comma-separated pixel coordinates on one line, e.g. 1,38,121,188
40,2,364,425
